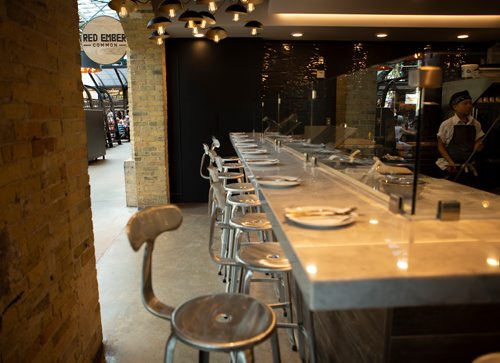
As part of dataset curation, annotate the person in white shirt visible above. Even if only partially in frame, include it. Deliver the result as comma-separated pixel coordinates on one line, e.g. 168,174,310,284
436,90,484,181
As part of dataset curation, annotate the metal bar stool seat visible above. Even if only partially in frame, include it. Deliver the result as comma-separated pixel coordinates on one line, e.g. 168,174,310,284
126,205,281,363
230,212,271,232
225,182,254,195
227,194,261,217
221,155,240,163
169,293,277,360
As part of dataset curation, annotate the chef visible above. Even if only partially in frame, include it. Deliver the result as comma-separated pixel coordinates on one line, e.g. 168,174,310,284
436,90,484,183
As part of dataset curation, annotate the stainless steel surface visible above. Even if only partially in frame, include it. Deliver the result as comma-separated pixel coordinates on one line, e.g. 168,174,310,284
172,293,276,351
237,243,291,272
225,182,255,193
230,213,272,230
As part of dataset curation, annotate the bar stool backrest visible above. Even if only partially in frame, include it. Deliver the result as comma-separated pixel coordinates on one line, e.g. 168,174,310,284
126,205,183,321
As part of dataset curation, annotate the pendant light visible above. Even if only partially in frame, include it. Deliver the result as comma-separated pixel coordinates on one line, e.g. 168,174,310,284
149,30,170,46
225,3,247,22
244,20,262,36
157,0,182,18
199,11,216,28
147,16,172,36
108,0,138,18
179,10,203,29
196,0,219,14
206,27,228,43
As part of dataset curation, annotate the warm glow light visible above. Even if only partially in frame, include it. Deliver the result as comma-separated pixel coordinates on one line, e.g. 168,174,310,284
201,19,207,28
291,32,303,37
214,34,220,43
208,1,217,12
192,26,199,35
248,3,255,12
156,37,163,46
233,13,240,21
251,28,258,35
194,33,205,38
397,260,409,270
187,20,195,28
118,6,128,18
376,33,388,38
369,219,379,225
168,9,176,18
487,258,500,267
457,34,469,39
482,200,490,208
157,26,165,35
306,264,318,274
276,14,500,28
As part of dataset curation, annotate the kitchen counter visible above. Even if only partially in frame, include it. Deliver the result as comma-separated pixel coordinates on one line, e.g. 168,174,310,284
231,133,500,311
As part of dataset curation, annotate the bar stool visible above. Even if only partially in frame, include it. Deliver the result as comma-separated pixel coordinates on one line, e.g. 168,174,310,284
227,194,261,217
126,204,281,363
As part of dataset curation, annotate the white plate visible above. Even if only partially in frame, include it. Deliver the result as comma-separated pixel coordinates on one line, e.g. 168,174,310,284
246,159,279,166
242,149,267,154
256,176,300,188
245,155,270,160
236,143,259,148
284,206,356,228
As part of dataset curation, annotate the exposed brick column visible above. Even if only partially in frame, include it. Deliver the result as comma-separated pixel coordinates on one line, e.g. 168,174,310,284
0,0,102,361
121,9,170,208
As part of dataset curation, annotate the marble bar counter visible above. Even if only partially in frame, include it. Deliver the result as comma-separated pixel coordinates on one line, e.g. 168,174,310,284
231,132,500,362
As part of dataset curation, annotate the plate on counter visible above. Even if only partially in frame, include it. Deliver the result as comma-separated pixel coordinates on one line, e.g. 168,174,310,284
235,138,256,143
246,158,279,166
284,206,356,229
255,175,300,188
298,143,325,148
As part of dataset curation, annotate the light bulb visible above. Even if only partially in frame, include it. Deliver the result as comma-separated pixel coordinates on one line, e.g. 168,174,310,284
233,13,239,22
156,37,163,46
188,20,195,28
241,0,248,3
248,3,254,12
118,6,128,18
168,9,176,18
192,26,199,35
251,28,257,35
200,19,207,28
214,34,220,43
157,26,165,35
208,1,217,12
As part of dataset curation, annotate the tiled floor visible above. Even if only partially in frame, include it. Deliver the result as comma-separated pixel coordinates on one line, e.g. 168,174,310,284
89,143,302,362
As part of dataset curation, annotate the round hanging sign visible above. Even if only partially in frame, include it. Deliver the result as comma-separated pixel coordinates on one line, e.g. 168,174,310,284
81,16,127,65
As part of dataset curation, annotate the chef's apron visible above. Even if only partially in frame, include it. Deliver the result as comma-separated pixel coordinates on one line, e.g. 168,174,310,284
446,124,475,164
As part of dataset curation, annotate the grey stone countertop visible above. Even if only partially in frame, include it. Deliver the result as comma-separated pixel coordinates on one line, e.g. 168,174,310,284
231,132,500,311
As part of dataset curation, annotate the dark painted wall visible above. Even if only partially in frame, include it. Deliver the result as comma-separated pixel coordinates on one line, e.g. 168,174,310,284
166,39,494,202
166,38,262,202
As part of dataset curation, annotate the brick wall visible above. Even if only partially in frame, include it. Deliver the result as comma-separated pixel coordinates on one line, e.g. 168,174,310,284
121,9,170,208
0,0,102,361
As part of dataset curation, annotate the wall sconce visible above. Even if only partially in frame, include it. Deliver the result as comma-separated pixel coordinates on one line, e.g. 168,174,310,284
244,20,262,36
205,27,227,43
225,3,247,22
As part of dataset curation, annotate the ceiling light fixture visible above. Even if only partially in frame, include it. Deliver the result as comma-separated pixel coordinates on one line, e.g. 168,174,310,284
245,20,262,36
149,30,170,45
225,3,247,22
205,27,228,43
108,0,138,18
376,33,388,38
457,34,470,39
291,32,303,37
157,0,182,18
147,16,172,35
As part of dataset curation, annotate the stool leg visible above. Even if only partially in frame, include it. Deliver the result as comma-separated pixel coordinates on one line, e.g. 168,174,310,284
164,333,177,363
234,349,254,363
270,330,281,363
199,350,209,363
241,268,253,294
